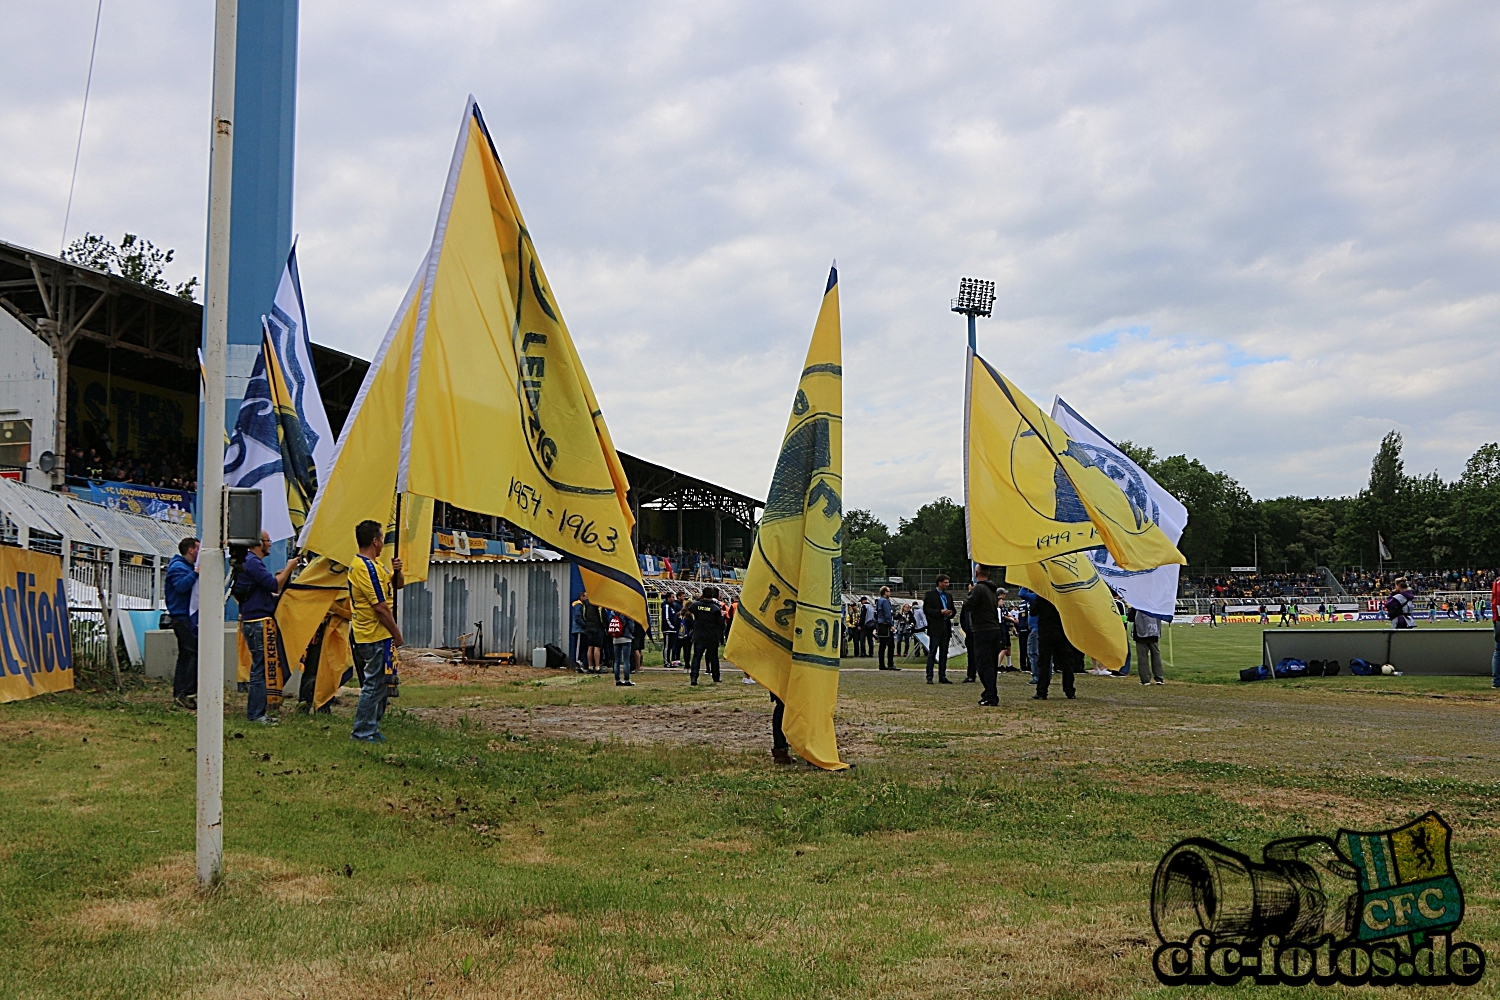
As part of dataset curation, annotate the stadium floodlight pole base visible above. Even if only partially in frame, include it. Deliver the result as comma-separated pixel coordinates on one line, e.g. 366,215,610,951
197,0,238,892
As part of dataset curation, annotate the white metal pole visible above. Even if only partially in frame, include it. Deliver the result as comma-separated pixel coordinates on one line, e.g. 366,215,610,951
198,0,237,890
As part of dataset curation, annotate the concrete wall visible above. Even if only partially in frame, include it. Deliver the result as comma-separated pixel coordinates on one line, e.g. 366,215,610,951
0,309,55,486
400,560,569,655
1262,628,1494,676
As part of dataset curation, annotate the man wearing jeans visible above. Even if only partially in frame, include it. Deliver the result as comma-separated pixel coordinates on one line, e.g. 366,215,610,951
164,537,199,710
233,531,297,725
350,519,405,743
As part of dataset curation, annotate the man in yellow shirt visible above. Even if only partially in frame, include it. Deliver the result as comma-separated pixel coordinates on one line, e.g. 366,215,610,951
350,519,404,742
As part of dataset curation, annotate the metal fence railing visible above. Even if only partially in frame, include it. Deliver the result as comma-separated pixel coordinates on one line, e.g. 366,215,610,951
69,609,112,673
844,567,960,594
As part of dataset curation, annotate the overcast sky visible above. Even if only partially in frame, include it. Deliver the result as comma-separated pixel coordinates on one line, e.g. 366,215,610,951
4,2,1498,526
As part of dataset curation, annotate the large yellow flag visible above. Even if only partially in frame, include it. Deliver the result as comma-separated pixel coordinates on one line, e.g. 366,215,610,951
965,352,1185,572
274,555,354,710
300,97,646,622
725,267,847,771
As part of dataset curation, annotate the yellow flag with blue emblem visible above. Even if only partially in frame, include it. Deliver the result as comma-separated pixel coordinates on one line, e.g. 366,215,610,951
301,97,646,622
965,351,1185,572
966,350,1183,669
725,267,847,771
260,323,317,537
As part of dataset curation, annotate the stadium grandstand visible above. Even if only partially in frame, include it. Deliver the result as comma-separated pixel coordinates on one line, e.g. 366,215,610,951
0,238,761,589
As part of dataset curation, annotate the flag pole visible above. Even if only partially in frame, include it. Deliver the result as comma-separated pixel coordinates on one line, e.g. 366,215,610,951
198,0,238,890
392,492,402,615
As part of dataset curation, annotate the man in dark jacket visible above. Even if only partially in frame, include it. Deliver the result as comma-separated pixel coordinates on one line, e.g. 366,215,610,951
232,531,297,724
923,575,955,684
164,537,199,710
967,567,1004,706
687,587,724,684
1033,593,1080,700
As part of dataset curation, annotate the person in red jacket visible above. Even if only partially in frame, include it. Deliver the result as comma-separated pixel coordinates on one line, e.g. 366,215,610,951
1490,576,1500,689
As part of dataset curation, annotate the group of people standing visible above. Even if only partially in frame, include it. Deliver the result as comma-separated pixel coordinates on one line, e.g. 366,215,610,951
571,588,737,686
570,593,648,685
167,518,410,745
910,570,1169,705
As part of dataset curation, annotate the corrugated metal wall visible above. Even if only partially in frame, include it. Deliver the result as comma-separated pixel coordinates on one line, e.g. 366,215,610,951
400,559,568,654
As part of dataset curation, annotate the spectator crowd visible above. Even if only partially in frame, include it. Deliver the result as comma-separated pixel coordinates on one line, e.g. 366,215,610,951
67,445,198,492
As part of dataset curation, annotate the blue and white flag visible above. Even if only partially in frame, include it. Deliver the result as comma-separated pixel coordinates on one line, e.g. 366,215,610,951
224,244,335,542
1049,397,1187,619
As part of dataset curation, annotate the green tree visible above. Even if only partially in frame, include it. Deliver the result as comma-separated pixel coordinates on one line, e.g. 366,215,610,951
843,536,884,572
63,232,199,301
886,497,967,573
1150,456,1233,568
842,509,891,546
1297,505,1337,569
1456,443,1500,566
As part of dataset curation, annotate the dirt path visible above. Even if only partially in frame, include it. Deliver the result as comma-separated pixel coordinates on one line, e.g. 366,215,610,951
409,701,892,758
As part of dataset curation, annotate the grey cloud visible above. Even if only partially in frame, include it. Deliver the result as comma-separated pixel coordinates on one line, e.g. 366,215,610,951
3,1,1498,524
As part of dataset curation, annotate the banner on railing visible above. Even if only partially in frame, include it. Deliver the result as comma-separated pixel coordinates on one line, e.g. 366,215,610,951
0,547,72,703
86,481,195,525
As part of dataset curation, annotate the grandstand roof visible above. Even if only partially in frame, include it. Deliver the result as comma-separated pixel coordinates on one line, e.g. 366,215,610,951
0,239,370,431
0,238,761,525
618,451,762,530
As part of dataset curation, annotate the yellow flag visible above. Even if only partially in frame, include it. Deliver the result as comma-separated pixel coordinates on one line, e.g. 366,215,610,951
261,323,317,538
300,98,646,622
965,351,1185,572
725,267,847,771
382,493,435,585
1006,555,1127,669
299,269,422,569
275,556,347,675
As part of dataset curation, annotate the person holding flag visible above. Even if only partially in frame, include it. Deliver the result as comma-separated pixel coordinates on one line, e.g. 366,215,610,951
964,350,1185,693
287,97,647,686
724,266,848,770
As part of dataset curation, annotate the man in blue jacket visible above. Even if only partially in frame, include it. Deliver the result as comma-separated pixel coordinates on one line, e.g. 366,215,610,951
165,536,199,710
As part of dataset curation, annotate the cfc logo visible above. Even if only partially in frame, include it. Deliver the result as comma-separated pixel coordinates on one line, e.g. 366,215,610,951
1150,813,1485,987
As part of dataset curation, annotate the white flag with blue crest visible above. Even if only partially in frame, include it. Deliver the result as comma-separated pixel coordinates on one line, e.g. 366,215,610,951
224,244,335,542
1050,396,1188,619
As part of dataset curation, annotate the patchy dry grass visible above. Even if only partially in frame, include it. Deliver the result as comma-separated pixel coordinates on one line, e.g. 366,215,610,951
3,624,1500,998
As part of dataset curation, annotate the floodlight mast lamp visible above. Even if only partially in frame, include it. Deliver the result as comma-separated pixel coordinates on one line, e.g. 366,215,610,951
951,277,995,351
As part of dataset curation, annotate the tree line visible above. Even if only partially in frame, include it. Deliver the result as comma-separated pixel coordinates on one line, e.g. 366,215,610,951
845,431,1500,576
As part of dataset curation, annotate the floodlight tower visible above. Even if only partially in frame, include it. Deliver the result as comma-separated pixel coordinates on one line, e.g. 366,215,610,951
952,277,996,351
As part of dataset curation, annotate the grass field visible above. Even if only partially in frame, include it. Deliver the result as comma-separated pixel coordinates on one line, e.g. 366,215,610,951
3,621,1498,999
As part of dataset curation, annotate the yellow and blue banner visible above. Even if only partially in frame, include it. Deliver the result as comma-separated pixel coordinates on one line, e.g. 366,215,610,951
966,350,1184,669
1006,554,1128,669
225,245,334,544
965,351,1185,572
0,548,73,703
300,97,645,622
725,267,847,770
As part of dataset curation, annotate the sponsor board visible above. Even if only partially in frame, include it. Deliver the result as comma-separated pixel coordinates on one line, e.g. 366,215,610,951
0,547,73,703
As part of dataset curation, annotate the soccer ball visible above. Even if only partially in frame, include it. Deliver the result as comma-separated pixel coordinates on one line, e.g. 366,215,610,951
1381,663,1395,675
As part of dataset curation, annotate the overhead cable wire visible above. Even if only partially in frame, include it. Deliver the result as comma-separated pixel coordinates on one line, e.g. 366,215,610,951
61,0,105,256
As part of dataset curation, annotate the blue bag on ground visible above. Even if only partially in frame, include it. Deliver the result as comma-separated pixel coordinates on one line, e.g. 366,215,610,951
1239,664,1272,682
1348,658,1376,675
1274,658,1308,679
